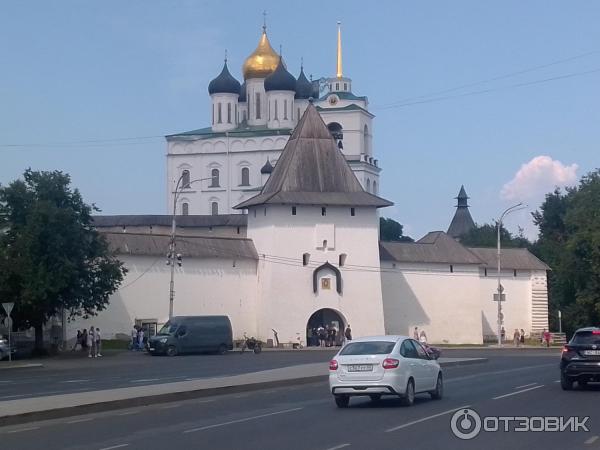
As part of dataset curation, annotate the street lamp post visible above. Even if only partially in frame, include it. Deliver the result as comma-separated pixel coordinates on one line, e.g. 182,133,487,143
168,174,215,320
496,202,524,346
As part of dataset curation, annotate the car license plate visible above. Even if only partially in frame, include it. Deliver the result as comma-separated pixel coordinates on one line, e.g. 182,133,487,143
347,364,373,372
583,350,600,356
149,347,155,351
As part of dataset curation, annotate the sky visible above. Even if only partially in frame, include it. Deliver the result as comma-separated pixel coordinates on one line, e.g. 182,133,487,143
1,1,598,240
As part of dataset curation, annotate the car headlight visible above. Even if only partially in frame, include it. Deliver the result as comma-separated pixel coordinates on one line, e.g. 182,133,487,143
159,338,168,343
0,339,7,345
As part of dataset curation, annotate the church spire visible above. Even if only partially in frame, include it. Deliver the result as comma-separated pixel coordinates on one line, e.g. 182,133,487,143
336,21,343,78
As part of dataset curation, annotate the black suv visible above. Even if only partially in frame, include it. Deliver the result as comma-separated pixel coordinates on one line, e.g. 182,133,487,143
560,327,600,390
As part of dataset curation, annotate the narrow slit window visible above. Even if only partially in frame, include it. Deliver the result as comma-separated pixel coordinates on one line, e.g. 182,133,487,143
292,206,297,215
350,208,355,216
321,207,326,216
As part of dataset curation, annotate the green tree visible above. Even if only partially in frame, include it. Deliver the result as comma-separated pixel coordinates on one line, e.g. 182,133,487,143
379,217,413,242
532,170,600,335
459,223,531,249
0,169,126,353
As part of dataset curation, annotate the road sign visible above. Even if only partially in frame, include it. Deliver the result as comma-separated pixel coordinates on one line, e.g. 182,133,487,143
1,302,14,316
493,294,506,302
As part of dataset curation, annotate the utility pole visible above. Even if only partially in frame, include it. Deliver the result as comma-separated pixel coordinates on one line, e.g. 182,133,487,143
168,174,215,320
496,203,524,346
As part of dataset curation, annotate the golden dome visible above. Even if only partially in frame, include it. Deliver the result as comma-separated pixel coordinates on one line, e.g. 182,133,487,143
242,29,279,79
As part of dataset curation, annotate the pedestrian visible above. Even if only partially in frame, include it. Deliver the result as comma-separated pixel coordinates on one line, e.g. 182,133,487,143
131,325,138,350
331,327,337,346
95,327,102,357
87,327,96,357
513,329,520,347
81,328,88,351
344,324,352,343
413,327,419,340
71,330,82,351
137,327,145,351
419,330,428,344
501,327,506,343
543,328,551,348
520,329,525,346
318,326,326,347
327,325,334,347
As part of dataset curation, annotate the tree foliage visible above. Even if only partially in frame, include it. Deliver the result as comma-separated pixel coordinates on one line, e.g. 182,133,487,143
459,223,532,249
379,217,413,242
0,169,126,351
532,170,600,335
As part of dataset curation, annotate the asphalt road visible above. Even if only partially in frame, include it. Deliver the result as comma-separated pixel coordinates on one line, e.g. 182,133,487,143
3,350,597,450
0,349,339,400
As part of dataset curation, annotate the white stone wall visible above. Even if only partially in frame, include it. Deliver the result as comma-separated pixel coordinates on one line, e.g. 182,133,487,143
381,262,484,344
247,205,386,344
210,93,238,132
66,255,259,341
266,91,296,129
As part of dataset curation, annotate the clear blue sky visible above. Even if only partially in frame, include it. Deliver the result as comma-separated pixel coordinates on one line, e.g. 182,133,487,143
1,1,598,239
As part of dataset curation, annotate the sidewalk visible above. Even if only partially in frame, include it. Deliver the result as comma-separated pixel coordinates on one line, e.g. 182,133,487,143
0,357,485,426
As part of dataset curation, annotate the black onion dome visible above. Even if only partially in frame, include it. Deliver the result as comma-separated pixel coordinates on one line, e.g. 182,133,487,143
208,61,241,95
264,58,296,92
295,67,312,99
260,159,274,174
239,81,247,102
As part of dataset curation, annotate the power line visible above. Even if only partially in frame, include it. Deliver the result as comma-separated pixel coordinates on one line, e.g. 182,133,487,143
373,49,600,109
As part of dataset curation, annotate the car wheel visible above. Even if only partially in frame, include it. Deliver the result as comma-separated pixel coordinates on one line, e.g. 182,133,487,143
560,372,573,390
369,394,382,403
217,344,228,355
400,378,415,406
166,345,178,357
334,395,350,408
430,373,443,400
253,345,262,354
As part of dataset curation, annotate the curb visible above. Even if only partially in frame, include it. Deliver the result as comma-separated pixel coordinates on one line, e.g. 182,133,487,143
0,363,44,370
0,358,487,426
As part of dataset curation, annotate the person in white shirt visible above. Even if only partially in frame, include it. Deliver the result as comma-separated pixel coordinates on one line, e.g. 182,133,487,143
95,327,102,357
419,330,428,344
137,328,145,351
131,326,138,351
87,327,95,358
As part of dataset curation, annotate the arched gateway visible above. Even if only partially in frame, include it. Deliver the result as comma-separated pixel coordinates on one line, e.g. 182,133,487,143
306,308,346,347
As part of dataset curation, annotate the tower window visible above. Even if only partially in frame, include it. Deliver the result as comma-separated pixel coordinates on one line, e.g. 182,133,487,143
211,201,218,216
292,206,297,215
182,202,189,216
274,100,278,120
321,207,326,216
210,168,220,187
241,167,250,186
235,104,238,124
366,179,371,192
181,169,190,188
284,99,288,120
350,207,355,216
217,103,222,123
255,93,261,119
297,108,300,120
514,269,518,277
227,103,231,123
339,253,347,267
450,265,454,273
212,104,215,125
373,181,377,195
484,268,488,277
336,82,339,91
344,83,347,90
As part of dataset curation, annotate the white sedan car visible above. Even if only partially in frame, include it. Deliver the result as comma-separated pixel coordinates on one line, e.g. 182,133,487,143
329,335,443,408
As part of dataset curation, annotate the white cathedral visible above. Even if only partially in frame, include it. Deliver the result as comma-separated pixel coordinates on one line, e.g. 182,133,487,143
70,23,550,345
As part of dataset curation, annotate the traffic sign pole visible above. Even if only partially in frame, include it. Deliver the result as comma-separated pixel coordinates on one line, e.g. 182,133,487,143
2,303,14,362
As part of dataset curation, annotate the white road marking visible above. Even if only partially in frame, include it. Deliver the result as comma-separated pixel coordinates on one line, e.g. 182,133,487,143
0,380,13,383
385,405,471,432
554,380,561,383
61,379,91,383
514,382,538,389
0,394,28,399
129,378,160,383
159,404,181,409
99,445,129,450
66,418,93,424
6,426,40,434
585,436,599,445
233,393,251,398
183,407,303,433
116,410,139,416
325,444,351,450
493,385,544,400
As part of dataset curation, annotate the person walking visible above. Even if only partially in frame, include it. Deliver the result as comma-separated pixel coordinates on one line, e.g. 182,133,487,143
543,329,551,348
130,326,138,351
95,327,102,357
81,328,88,352
419,330,428,344
87,327,96,357
413,327,419,340
344,325,352,343
519,329,525,346
513,329,520,347
501,327,506,343
71,330,81,351
137,327,145,351
318,326,326,347
331,327,337,346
